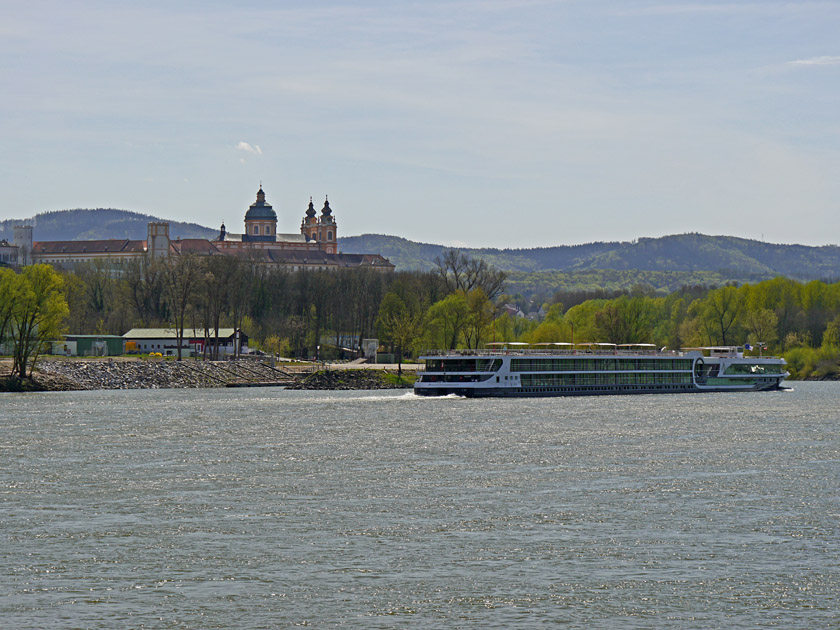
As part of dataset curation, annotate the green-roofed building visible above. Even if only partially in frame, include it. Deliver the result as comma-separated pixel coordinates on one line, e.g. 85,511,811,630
53,334,125,356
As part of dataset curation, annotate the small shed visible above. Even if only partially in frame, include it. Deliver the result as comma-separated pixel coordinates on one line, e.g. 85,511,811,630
63,334,125,356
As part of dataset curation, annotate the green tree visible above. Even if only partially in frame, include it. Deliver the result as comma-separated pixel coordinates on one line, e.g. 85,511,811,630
563,300,604,344
0,269,25,354
377,292,423,375
463,289,495,349
9,265,69,378
594,296,654,344
742,308,778,348
700,285,743,345
523,303,569,344
493,312,515,343
262,334,281,356
424,291,469,349
821,315,840,348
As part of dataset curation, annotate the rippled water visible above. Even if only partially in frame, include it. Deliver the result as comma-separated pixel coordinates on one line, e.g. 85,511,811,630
1,384,838,628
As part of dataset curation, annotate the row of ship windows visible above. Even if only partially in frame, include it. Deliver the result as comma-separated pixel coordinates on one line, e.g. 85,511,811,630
511,359,694,372
520,384,690,393
723,364,783,375
419,374,494,383
521,373,693,386
424,359,502,372
419,374,696,385
422,359,698,374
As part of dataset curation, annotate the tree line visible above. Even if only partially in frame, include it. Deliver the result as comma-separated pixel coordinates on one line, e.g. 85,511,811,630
4,251,840,380
509,277,840,379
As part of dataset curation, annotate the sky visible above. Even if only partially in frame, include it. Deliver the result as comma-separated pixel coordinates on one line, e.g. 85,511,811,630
1,0,839,248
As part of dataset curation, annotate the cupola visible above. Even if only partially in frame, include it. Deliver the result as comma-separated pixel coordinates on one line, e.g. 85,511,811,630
243,185,278,242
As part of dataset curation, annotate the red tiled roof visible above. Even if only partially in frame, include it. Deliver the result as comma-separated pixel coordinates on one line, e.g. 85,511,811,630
171,239,223,255
32,240,147,254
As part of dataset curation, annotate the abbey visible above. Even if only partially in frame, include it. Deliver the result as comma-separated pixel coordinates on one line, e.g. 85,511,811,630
21,187,393,271
215,187,339,254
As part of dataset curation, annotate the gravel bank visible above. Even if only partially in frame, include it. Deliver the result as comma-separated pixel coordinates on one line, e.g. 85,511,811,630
31,359,294,391
287,369,414,390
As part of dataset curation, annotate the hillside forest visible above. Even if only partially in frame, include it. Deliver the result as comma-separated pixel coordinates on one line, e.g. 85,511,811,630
4,250,840,380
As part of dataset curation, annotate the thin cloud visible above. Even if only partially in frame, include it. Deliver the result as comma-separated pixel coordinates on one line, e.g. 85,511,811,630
236,141,263,155
789,55,840,66
611,3,765,16
611,2,837,17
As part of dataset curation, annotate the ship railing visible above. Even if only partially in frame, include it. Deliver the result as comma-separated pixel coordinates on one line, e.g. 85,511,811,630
419,348,683,357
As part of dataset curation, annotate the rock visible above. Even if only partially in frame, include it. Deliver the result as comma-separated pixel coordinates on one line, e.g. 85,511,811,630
287,369,414,390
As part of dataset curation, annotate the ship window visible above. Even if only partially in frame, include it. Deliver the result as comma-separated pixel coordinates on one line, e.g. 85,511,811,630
724,363,781,375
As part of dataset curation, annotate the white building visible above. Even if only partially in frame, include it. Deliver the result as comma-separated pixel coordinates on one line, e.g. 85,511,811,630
123,328,248,357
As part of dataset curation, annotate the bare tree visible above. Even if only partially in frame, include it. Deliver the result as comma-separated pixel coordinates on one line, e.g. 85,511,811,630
124,257,168,326
201,255,239,359
163,254,202,360
434,250,506,300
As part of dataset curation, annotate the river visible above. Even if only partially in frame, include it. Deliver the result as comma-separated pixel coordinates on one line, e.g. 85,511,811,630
1,383,838,628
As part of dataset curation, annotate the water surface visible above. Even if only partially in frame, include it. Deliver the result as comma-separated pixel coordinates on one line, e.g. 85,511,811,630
1,384,838,628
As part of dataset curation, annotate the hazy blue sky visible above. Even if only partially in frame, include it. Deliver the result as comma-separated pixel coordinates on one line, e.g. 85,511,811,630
2,1,839,247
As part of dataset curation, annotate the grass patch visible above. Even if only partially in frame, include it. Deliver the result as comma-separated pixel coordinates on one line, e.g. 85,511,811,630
382,371,417,386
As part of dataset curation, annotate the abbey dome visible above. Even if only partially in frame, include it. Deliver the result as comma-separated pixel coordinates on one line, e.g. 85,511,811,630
244,187,277,221
215,185,340,254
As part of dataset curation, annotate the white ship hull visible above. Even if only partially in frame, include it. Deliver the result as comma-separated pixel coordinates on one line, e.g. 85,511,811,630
414,348,788,398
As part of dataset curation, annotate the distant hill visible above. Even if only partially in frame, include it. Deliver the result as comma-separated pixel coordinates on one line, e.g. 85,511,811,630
0,209,217,242
3,209,839,290
339,233,840,280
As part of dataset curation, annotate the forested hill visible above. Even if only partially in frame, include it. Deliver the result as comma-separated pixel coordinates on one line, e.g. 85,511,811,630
0,209,217,242
339,233,840,280
2,209,839,282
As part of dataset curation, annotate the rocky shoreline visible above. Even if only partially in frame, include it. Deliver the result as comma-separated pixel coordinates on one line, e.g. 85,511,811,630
0,360,415,392
287,369,414,390
0,359,291,392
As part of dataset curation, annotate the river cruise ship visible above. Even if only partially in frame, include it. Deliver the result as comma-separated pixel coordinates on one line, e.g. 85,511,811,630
414,343,788,397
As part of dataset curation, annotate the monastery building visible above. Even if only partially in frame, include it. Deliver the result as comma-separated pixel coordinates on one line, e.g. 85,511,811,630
14,187,393,272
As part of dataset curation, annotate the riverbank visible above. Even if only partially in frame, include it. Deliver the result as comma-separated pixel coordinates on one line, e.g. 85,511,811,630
0,358,417,392
0,357,295,392
287,369,415,390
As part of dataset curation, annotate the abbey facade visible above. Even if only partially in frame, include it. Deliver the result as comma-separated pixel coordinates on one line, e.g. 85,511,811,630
215,186,338,255
19,187,393,272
